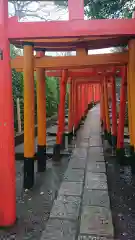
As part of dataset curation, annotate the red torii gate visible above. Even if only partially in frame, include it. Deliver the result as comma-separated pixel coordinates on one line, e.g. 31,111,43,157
45,69,122,78
1,0,135,227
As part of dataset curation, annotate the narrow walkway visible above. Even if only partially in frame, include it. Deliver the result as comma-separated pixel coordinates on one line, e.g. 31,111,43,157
41,105,114,240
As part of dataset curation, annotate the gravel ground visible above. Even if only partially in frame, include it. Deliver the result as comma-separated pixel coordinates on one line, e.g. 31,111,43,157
0,157,69,240
105,152,135,240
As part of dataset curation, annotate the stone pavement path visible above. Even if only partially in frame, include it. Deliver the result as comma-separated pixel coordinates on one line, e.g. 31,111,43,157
40,105,114,240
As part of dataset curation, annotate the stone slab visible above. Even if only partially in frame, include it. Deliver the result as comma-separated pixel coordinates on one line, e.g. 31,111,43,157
85,173,107,190
88,147,104,155
79,142,89,148
40,219,77,240
87,155,105,163
81,132,91,139
82,137,90,141
89,137,102,147
59,182,83,196
83,189,110,208
87,162,106,173
78,235,114,240
73,148,87,159
89,129,100,133
64,169,84,182
50,195,81,220
89,135,101,138
89,144,102,148
80,206,114,237
68,157,86,169
88,148,104,161
78,138,89,144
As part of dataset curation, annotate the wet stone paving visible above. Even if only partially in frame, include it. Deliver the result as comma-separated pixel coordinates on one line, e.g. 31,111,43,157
41,105,114,240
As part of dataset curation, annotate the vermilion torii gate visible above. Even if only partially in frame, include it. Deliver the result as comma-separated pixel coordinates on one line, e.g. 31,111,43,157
1,0,135,227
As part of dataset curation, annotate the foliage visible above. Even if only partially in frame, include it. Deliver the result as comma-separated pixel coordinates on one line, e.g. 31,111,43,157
12,69,24,132
115,77,128,126
11,45,60,133
84,0,135,19
46,77,59,117
11,45,24,132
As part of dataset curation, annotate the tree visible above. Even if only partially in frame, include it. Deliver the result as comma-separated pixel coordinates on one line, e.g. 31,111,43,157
9,1,67,21
85,0,135,19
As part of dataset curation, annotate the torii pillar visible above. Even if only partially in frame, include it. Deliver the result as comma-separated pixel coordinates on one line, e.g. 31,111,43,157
0,0,16,226
68,0,84,20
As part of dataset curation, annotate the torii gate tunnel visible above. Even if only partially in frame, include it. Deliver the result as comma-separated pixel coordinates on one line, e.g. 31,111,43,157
1,0,135,227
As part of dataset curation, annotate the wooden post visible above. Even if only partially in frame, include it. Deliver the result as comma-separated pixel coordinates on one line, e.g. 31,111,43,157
23,44,35,189
74,81,77,130
82,84,85,119
92,84,94,105
17,98,22,134
103,78,111,142
36,51,46,172
53,70,68,162
79,84,82,123
75,82,78,130
73,80,77,131
76,48,88,120
96,84,98,102
89,84,92,108
88,85,91,109
72,79,75,133
0,0,16,226
96,84,99,102
102,82,106,133
85,84,88,114
77,84,81,126
111,77,117,147
127,67,133,154
93,84,95,104
78,84,82,123
87,84,89,107
95,84,97,103
100,84,103,126
68,78,73,143
68,79,73,134
84,85,87,116
68,0,84,20
80,84,83,119
116,67,127,164
128,39,135,171
98,84,101,102
128,40,135,150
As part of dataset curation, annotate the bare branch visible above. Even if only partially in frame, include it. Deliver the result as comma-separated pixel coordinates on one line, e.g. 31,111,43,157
9,1,67,21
